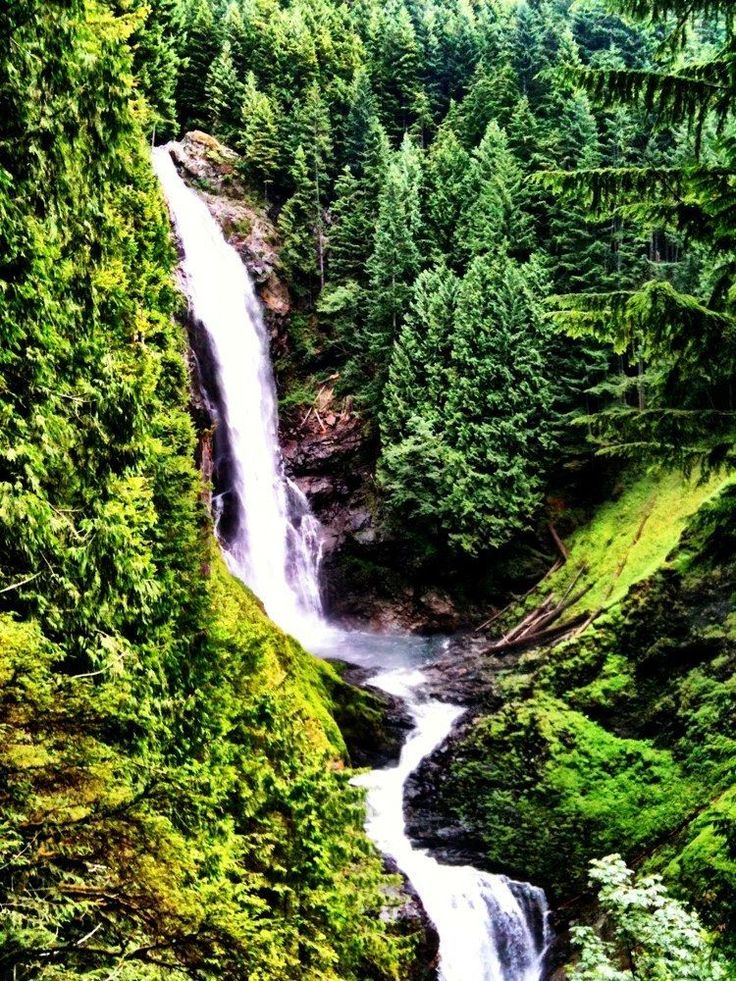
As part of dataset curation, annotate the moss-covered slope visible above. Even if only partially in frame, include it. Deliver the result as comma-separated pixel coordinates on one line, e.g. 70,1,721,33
0,3,416,977
430,469,736,958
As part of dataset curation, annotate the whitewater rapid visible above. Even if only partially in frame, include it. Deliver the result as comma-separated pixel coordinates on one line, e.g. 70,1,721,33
154,142,551,980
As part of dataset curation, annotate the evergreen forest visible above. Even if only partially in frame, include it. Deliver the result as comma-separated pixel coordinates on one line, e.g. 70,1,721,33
3,0,736,978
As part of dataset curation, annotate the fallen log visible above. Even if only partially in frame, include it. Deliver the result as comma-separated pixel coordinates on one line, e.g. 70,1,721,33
484,611,589,655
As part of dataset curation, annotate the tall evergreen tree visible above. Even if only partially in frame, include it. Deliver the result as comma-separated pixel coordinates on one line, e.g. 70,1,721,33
133,0,182,139
238,72,282,195
368,0,422,139
205,40,243,143
456,120,534,263
290,82,333,284
279,146,320,296
442,252,555,554
425,122,472,258
361,134,424,403
378,263,461,546
176,0,220,130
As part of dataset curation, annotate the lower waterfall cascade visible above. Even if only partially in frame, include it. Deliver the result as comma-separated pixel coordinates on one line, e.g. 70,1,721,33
154,143,552,981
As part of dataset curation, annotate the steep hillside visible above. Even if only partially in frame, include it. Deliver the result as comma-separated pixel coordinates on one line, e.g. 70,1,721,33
0,4,420,978
407,469,736,960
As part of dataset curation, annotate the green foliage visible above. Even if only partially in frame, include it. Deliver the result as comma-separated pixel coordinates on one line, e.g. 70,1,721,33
441,696,698,894
570,855,726,980
0,3,419,977
379,252,556,555
238,72,282,192
205,39,243,145
279,146,321,296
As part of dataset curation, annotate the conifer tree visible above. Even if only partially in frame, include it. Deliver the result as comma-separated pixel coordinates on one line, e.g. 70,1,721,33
452,60,520,143
279,146,320,296
342,68,381,170
133,0,182,139
176,0,220,130
290,82,333,284
442,252,555,553
378,263,461,544
368,0,422,139
206,40,243,144
224,0,255,78
425,123,471,258
380,262,459,449
361,134,424,403
456,120,534,263
327,167,373,284
238,72,281,195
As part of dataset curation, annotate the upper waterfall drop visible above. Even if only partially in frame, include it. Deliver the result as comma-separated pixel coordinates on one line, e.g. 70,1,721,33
152,145,325,643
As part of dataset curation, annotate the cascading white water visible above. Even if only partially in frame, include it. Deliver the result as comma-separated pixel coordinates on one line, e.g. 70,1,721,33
154,144,551,980
352,659,551,981
153,145,324,644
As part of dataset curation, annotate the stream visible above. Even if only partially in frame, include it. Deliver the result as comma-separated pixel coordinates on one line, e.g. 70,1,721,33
153,143,552,980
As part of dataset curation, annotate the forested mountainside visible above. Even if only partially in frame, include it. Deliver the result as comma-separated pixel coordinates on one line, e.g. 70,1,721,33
3,0,736,978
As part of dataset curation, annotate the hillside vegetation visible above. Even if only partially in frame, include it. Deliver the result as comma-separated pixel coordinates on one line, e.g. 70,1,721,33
0,3,417,978
430,471,736,961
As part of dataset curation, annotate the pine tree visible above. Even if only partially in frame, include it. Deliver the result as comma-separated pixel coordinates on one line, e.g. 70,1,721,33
205,40,243,144
425,122,471,258
442,252,555,554
378,263,461,546
368,0,422,140
456,120,534,263
290,82,333,285
133,0,182,139
238,71,281,195
449,59,520,147
361,134,424,403
279,146,320,296
176,0,220,130
224,0,255,78
380,262,459,448
342,68,380,170
327,167,373,284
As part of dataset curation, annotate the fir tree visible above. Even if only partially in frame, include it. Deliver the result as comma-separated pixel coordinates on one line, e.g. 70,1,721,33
133,0,182,139
425,122,471,258
456,120,534,263
205,40,243,144
290,82,333,285
342,68,380,170
176,0,220,130
368,0,422,139
327,166,373,284
378,262,461,547
442,252,555,554
279,146,320,296
238,72,281,195
361,134,424,403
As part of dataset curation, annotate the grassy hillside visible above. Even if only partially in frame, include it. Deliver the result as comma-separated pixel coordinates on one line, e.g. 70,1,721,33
431,469,736,961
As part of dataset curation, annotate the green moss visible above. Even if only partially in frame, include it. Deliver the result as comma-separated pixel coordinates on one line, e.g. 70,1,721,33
442,696,699,897
438,467,736,955
509,469,731,630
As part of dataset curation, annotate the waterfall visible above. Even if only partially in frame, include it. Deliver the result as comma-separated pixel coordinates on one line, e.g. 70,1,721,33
152,146,324,643
352,662,552,981
154,143,551,981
